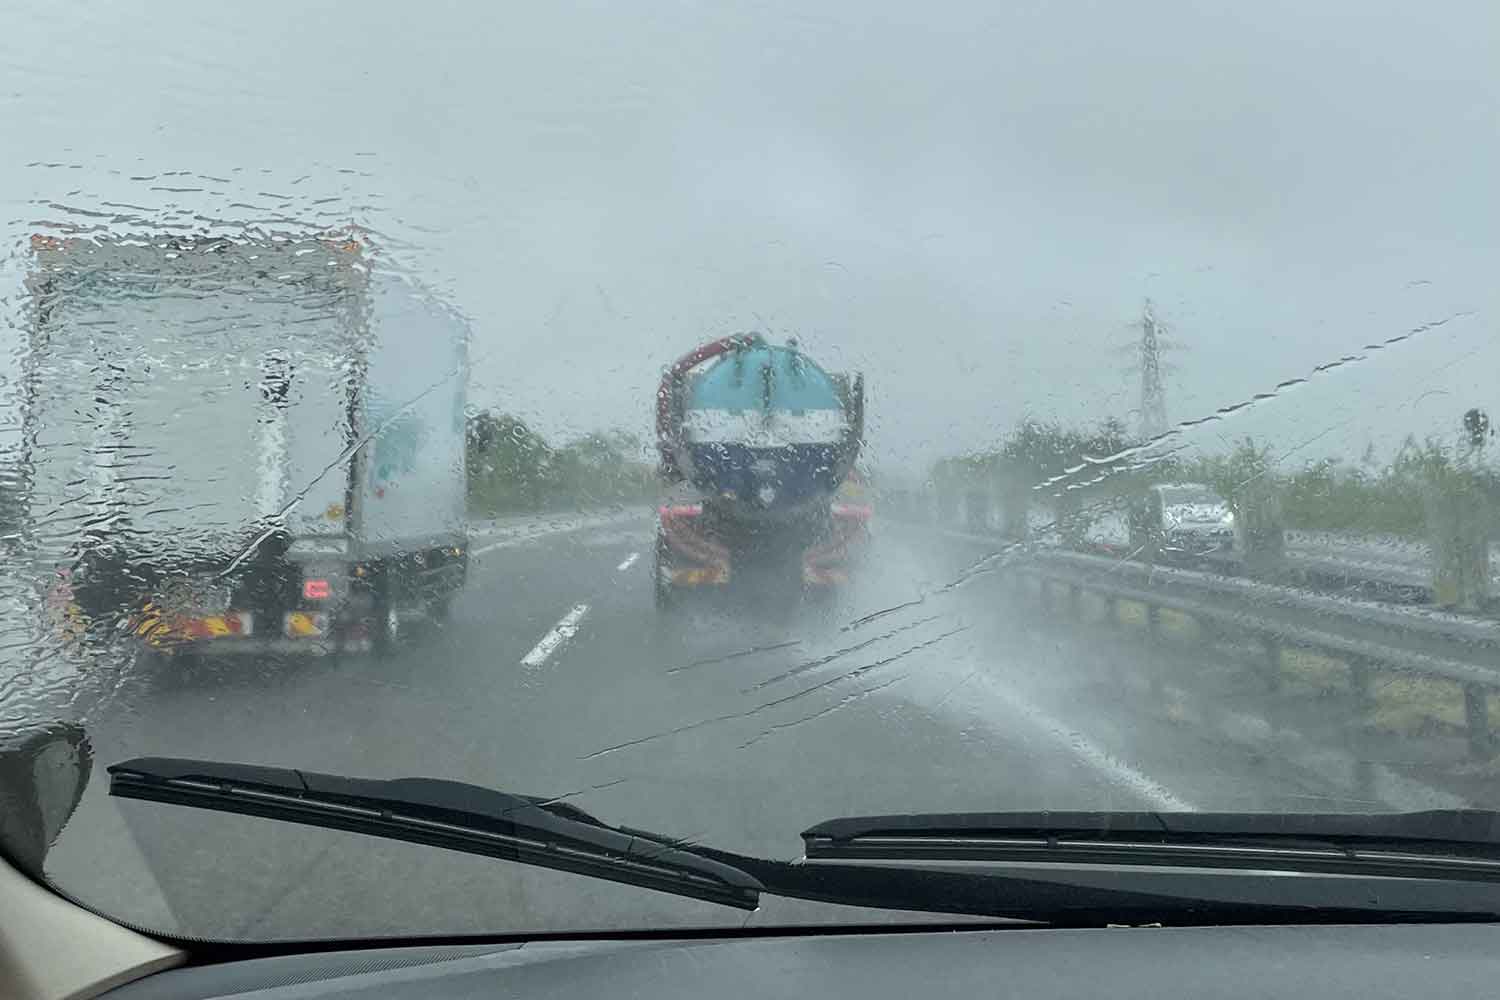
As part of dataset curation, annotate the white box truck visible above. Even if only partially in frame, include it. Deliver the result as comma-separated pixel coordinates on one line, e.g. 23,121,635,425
22,232,468,655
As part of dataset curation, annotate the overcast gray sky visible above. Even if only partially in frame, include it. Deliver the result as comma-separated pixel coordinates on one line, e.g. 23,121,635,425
4,0,1497,476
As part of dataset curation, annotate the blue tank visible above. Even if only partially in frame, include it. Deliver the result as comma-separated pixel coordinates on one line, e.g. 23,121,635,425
674,338,857,517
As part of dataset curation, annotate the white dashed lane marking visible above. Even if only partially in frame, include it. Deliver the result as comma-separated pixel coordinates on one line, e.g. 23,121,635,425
616,552,640,572
520,604,590,667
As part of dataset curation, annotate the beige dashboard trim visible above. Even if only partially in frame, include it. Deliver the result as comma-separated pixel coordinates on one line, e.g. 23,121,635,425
0,855,184,1000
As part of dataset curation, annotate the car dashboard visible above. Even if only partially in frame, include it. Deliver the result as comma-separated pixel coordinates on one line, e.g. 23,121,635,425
102,922,1500,1000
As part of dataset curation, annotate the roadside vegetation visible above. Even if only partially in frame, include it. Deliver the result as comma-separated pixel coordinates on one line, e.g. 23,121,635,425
465,410,656,515
928,418,1500,541
1184,438,1500,540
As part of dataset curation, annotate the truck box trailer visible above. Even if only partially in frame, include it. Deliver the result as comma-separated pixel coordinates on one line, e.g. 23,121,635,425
22,232,468,655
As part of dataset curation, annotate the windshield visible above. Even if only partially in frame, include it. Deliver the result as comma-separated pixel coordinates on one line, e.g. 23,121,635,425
4,0,1500,942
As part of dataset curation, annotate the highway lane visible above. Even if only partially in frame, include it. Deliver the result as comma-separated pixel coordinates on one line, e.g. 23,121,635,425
40,512,1429,940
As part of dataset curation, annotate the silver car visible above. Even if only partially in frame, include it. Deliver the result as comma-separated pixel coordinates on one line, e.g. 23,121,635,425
1130,483,1235,560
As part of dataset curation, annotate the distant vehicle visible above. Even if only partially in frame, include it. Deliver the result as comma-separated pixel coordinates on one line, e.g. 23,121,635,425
22,233,469,656
1128,482,1235,562
1078,507,1133,556
654,334,865,610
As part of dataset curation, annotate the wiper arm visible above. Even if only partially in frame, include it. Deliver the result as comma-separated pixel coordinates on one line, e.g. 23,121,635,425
802,810,1500,881
108,757,761,910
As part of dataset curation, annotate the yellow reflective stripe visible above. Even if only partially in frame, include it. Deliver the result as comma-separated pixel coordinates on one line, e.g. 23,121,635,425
285,612,321,636
672,568,729,585
201,617,234,637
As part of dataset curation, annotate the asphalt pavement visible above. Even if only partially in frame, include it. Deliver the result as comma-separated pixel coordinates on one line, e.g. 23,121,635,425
38,512,1457,941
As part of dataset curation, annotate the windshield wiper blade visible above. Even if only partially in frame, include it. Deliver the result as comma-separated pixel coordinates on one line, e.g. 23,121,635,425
108,757,761,911
802,810,1500,880
104,765,1500,927
766,809,1500,924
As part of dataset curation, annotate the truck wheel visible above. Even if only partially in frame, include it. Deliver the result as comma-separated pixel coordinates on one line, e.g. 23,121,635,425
653,553,679,614
653,535,676,614
654,572,676,613
374,603,400,658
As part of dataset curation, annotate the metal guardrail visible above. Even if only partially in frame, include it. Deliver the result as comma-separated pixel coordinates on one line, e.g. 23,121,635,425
1034,550,1500,646
880,485,1496,610
1014,548,1500,759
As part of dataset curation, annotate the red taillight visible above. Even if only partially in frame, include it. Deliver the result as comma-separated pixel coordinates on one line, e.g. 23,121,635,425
832,503,873,520
303,578,331,600
658,504,703,518
664,504,700,516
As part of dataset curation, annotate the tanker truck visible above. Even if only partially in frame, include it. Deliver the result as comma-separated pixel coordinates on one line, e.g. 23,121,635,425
653,333,868,610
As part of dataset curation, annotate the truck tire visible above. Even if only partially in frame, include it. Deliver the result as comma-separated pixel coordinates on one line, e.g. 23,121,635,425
373,602,400,658
653,544,678,614
654,568,676,613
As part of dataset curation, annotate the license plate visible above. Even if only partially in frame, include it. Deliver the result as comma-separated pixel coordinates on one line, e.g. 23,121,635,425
284,611,330,638
160,579,232,615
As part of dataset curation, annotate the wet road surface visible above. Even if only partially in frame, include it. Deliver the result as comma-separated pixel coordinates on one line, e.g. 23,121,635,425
40,513,1455,940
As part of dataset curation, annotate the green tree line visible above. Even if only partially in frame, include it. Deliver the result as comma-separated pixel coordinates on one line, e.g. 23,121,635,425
1183,437,1500,539
932,418,1500,540
930,416,1144,525
466,411,656,514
